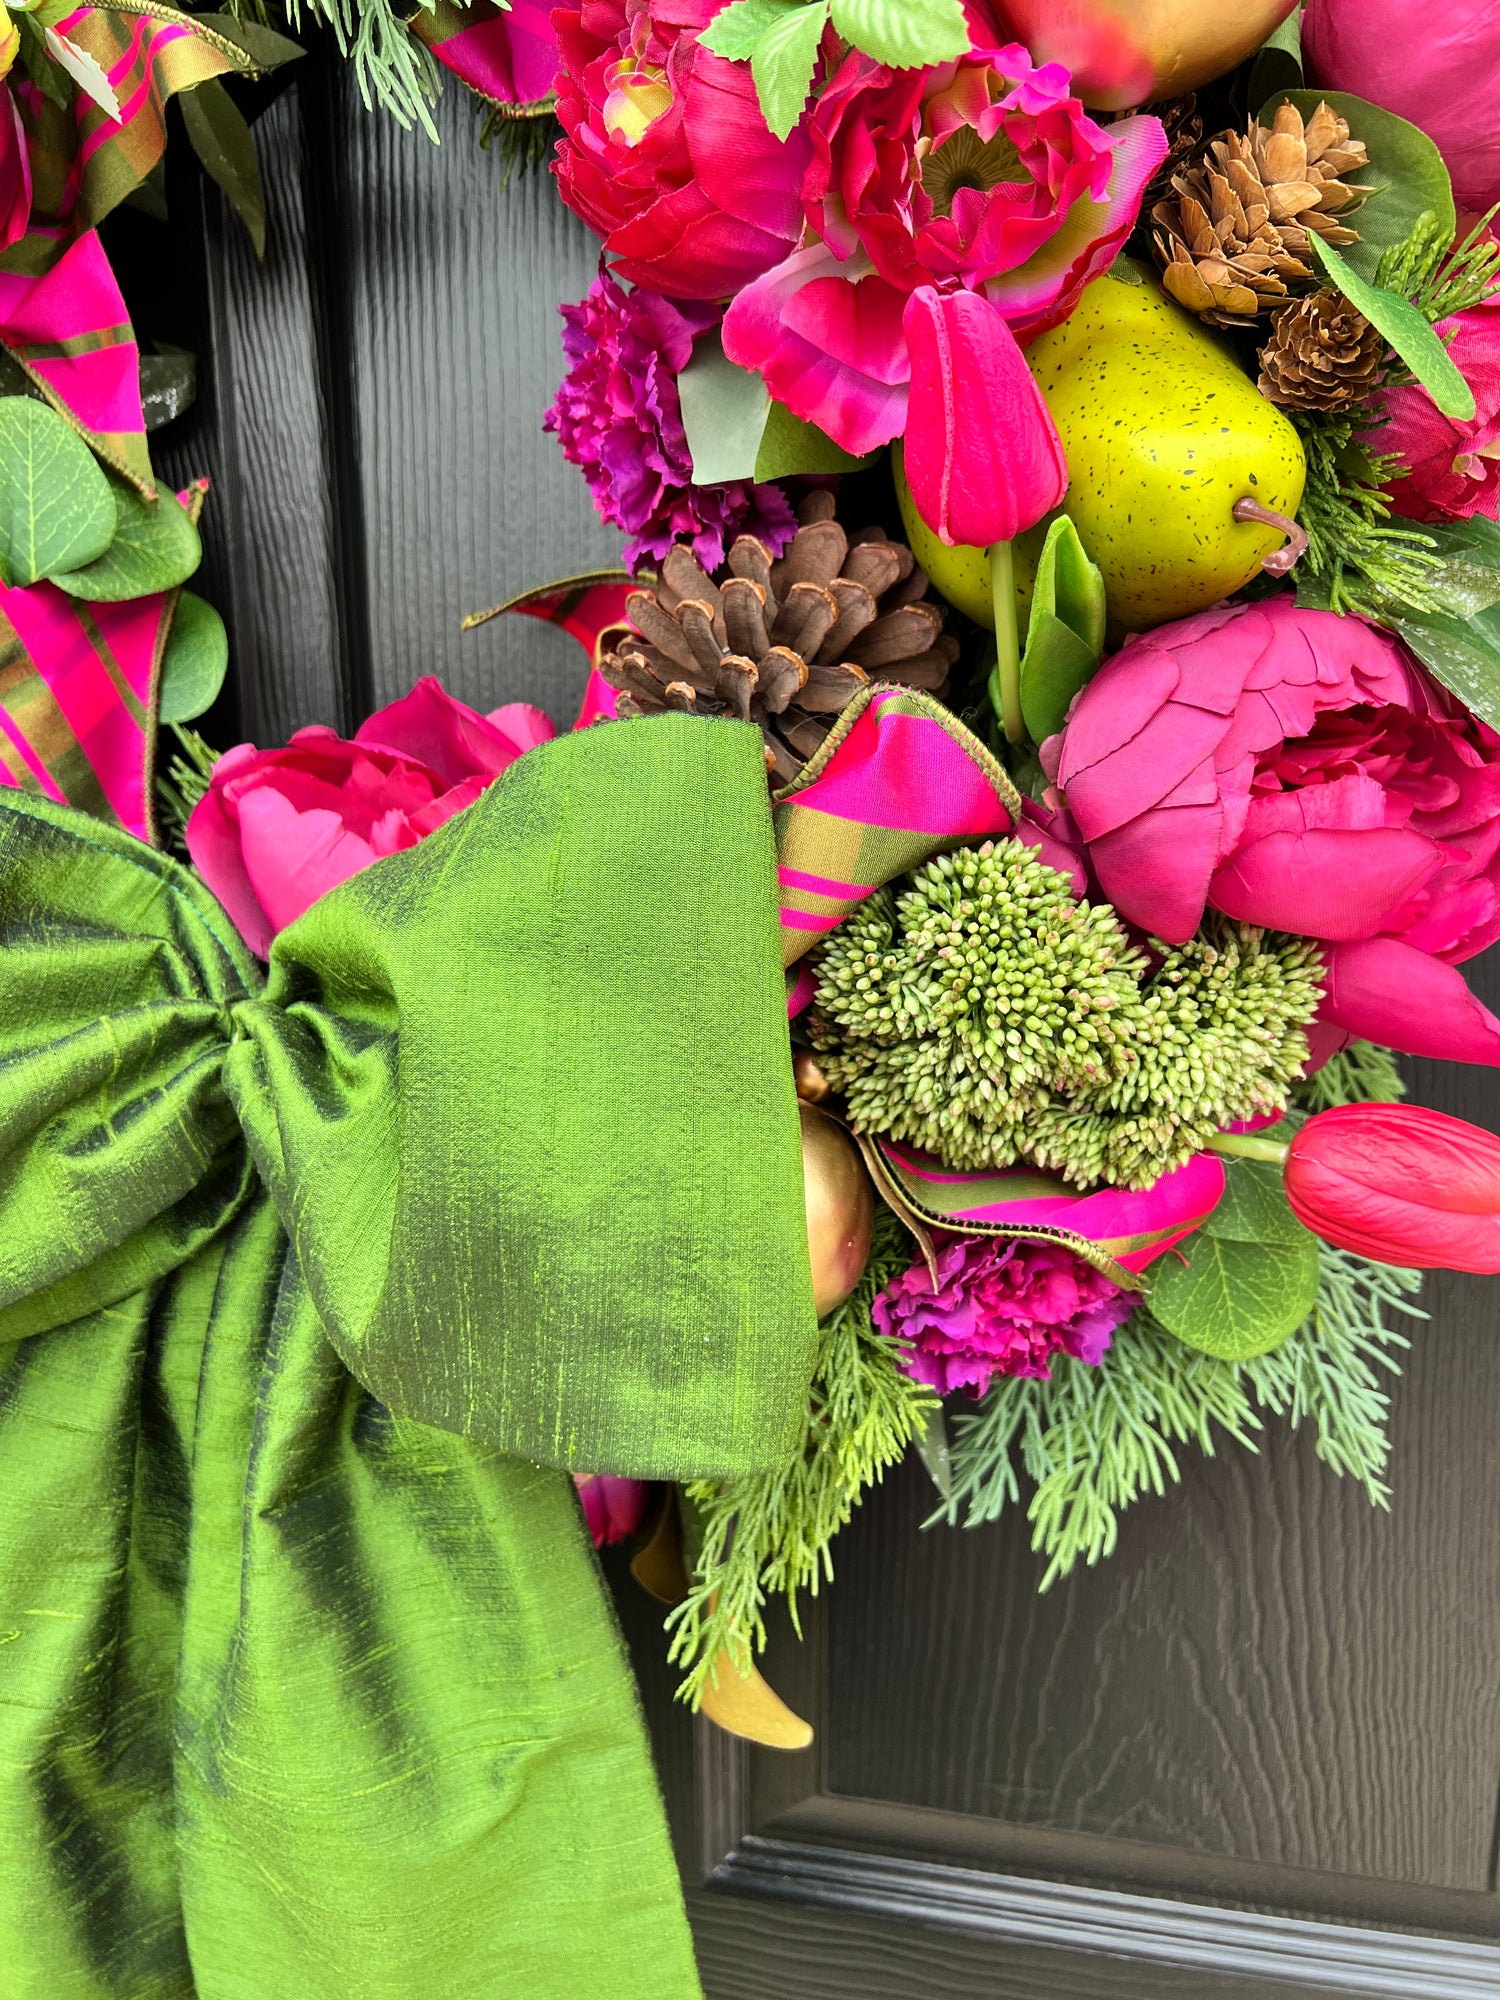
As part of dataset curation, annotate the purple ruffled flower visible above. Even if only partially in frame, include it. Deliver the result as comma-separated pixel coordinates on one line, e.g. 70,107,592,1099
544,266,797,572
872,1235,1136,1397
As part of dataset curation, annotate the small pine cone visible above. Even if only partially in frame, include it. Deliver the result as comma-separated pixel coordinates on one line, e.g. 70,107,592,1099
1152,100,1372,327
1108,93,1202,214
1257,290,1385,411
599,491,959,784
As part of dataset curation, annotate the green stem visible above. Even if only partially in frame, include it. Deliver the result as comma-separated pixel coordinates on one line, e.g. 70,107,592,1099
1206,1131,1290,1165
988,539,1024,744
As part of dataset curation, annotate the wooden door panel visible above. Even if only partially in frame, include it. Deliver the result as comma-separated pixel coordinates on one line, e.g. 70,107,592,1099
183,56,1500,1996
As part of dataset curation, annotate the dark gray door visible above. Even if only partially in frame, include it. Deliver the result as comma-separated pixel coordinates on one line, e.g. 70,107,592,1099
155,51,1500,1999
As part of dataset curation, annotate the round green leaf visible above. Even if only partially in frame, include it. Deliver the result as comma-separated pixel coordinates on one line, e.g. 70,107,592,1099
0,397,116,587
1149,1228,1320,1360
1259,89,1454,283
157,590,229,723
49,473,201,601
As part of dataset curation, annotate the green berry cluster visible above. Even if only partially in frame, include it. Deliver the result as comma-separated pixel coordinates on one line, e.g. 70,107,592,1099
810,840,1324,1189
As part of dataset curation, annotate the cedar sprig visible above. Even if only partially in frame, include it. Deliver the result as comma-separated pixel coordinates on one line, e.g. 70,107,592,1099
1376,207,1500,325
155,723,218,859
666,1207,935,1705
278,0,443,135
1291,407,1444,617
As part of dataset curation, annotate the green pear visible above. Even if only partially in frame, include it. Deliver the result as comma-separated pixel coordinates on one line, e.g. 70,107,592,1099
1023,262,1305,631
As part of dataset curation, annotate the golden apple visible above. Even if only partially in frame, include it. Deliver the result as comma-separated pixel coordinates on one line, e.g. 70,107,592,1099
994,0,1298,109
800,1102,874,1319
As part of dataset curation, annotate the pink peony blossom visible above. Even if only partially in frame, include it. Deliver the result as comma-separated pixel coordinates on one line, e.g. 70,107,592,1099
873,1234,1134,1396
544,265,796,570
1364,295,1500,523
551,0,811,300
187,677,554,958
1052,599,1500,1065
1304,0,1500,218
573,1473,651,1547
723,43,1163,457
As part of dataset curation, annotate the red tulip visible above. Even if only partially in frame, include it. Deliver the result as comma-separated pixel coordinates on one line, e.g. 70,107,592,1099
1285,1103,1500,1272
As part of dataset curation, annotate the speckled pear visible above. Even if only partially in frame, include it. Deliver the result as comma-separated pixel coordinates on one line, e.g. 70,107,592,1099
1023,265,1306,633
800,1102,874,1319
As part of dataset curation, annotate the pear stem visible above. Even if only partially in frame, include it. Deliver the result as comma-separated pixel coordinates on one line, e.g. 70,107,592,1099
1206,1130,1290,1165
1233,496,1309,577
988,539,1024,744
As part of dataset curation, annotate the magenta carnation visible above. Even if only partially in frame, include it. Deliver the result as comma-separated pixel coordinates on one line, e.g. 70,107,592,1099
872,1235,1135,1396
544,266,796,571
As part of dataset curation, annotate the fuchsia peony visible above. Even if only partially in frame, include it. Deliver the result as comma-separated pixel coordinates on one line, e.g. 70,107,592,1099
873,1234,1135,1395
187,677,554,958
551,0,811,300
1052,600,1500,1065
1303,0,1500,218
545,266,796,569
1367,295,1500,523
723,42,1163,461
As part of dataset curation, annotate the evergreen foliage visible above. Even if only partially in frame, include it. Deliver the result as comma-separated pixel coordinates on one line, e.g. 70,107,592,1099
1294,1038,1405,1111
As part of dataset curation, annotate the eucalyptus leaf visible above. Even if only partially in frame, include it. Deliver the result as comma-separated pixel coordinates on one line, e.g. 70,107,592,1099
157,591,229,723
191,11,307,68
0,398,116,587
677,332,771,483
139,352,197,433
1260,89,1454,282
1247,6,1302,108
750,0,828,140
1017,514,1105,742
1208,1150,1309,1248
829,0,968,68
181,78,266,259
754,399,874,479
1149,1228,1320,1361
49,473,201,602
1309,233,1474,421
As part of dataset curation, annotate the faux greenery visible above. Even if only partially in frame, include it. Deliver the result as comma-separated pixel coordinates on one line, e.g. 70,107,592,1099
811,842,1322,1188
666,1206,935,1703
275,0,443,133
937,1251,1423,1589
1294,1037,1405,1111
155,724,220,856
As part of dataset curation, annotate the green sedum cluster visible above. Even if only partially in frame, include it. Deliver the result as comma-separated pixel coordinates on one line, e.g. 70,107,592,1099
811,839,1324,1189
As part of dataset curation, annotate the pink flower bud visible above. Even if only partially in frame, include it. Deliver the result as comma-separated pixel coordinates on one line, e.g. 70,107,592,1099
1285,1103,1500,1272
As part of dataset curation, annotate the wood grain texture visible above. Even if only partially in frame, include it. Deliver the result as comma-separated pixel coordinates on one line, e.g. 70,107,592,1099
332,71,625,724
686,1885,1323,2000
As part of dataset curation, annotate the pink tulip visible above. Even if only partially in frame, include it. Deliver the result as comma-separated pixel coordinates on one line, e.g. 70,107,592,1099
1285,1103,1500,1272
187,677,555,958
901,286,1067,546
1304,0,1500,217
573,1474,651,1548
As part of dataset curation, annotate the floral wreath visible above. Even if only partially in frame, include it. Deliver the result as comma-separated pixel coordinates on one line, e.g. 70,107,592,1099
5,0,1500,1746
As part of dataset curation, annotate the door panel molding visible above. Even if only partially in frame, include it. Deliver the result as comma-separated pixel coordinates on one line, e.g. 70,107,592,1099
707,1835,1500,1999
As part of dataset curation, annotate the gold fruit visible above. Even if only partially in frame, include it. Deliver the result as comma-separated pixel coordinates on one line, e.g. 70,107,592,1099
800,1102,873,1319
994,0,1298,110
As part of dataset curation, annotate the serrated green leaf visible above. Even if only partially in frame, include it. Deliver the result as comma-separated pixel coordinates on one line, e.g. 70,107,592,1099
157,591,229,723
1208,1151,1310,1248
755,398,875,478
1261,90,1454,283
1017,514,1105,741
181,78,266,259
1309,233,1474,420
700,0,801,61
829,0,967,68
0,398,116,587
751,0,828,140
49,473,201,602
1149,1228,1320,1361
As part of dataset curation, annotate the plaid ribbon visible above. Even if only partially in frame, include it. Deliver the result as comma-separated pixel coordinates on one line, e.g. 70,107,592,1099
0,482,206,840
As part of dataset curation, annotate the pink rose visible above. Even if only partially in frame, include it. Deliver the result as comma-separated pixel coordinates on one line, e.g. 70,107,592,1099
1053,600,1500,1065
187,677,555,957
723,42,1163,455
1304,0,1500,217
1364,296,1500,523
551,0,811,300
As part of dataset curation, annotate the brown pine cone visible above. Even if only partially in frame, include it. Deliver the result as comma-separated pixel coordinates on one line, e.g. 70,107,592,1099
1152,101,1372,327
1108,93,1202,214
600,492,959,783
1257,289,1386,412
